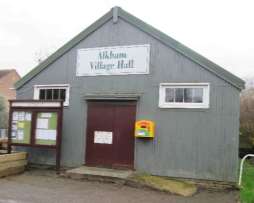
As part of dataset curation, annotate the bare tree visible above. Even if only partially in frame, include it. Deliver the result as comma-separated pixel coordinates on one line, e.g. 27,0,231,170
240,88,254,148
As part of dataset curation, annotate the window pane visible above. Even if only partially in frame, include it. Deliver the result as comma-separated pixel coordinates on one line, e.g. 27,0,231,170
46,89,53,100
193,88,203,103
39,89,45,100
175,88,184,102
60,89,66,100
53,89,59,100
184,88,193,103
165,88,174,102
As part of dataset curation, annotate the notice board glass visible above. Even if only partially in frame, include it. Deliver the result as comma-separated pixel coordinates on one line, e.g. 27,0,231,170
35,112,58,145
11,111,32,144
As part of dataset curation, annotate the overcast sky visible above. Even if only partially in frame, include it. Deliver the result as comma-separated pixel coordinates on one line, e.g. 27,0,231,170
0,0,253,79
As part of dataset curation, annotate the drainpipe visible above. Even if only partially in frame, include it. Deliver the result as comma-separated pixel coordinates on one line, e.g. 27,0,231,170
238,154,254,186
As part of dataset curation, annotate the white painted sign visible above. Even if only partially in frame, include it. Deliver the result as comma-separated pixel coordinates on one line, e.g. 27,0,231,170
94,131,113,144
76,44,150,76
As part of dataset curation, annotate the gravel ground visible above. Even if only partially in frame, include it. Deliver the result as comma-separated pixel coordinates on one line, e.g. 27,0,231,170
0,170,239,203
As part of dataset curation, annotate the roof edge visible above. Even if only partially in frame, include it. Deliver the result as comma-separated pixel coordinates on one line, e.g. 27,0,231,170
15,9,113,89
15,6,245,90
118,8,245,90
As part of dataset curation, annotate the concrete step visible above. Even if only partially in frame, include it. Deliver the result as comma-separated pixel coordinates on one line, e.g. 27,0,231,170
64,166,134,184
63,166,198,197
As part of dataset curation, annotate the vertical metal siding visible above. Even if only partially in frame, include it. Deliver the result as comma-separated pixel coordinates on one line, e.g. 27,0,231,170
16,18,240,182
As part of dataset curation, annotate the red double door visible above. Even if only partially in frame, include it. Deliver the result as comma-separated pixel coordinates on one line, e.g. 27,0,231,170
85,101,136,169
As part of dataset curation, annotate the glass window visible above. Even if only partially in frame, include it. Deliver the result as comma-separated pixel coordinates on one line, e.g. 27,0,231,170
175,88,184,102
53,89,59,100
41,89,64,101
34,85,70,106
159,83,209,108
39,89,46,100
165,88,174,102
46,89,53,100
193,88,203,103
184,88,192,103
60,89,66,100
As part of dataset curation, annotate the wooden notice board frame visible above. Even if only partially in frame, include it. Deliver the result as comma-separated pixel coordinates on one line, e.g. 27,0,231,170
7,100,64,172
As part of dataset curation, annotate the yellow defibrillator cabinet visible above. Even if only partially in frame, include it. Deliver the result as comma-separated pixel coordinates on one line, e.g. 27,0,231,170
135,120,155,138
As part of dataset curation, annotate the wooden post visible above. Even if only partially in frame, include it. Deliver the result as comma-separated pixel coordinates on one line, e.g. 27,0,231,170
56,101,63,173
7,101,12,154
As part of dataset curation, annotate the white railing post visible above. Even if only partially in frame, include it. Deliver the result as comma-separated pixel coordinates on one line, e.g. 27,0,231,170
239,154,254,186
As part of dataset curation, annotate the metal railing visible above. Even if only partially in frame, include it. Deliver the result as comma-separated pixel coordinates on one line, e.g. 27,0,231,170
239,154,254,186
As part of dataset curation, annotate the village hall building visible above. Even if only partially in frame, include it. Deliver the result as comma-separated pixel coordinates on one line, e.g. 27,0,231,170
15,7,245,182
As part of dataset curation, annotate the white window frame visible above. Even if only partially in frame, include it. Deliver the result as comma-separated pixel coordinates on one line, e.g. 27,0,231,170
33,84,70,106
159,83,210,109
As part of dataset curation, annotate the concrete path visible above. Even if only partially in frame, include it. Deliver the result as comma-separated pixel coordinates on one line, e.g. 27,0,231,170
0,170,239,203
66,166,133,179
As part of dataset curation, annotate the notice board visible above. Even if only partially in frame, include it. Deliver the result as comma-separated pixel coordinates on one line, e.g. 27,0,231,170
8,100,63,172
35,112,58,145
11,111,32,144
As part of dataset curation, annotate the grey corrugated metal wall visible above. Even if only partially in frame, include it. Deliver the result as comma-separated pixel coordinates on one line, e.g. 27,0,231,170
16,17,240,182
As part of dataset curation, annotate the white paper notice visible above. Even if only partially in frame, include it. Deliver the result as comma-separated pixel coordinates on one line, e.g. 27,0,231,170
25,113,32,121
11,131,17,139
18,112,25,121
12,121,18,130
40,113,52,118
37,118,48,129
12,123,18,130
36,129,56,140
17,130,24,140
12,112,19,121
94,131,113,144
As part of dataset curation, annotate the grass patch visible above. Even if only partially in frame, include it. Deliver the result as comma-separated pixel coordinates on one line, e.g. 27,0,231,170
240,161,254,203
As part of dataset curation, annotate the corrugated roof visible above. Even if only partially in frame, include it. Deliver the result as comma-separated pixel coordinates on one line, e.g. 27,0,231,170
15,7,245,90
